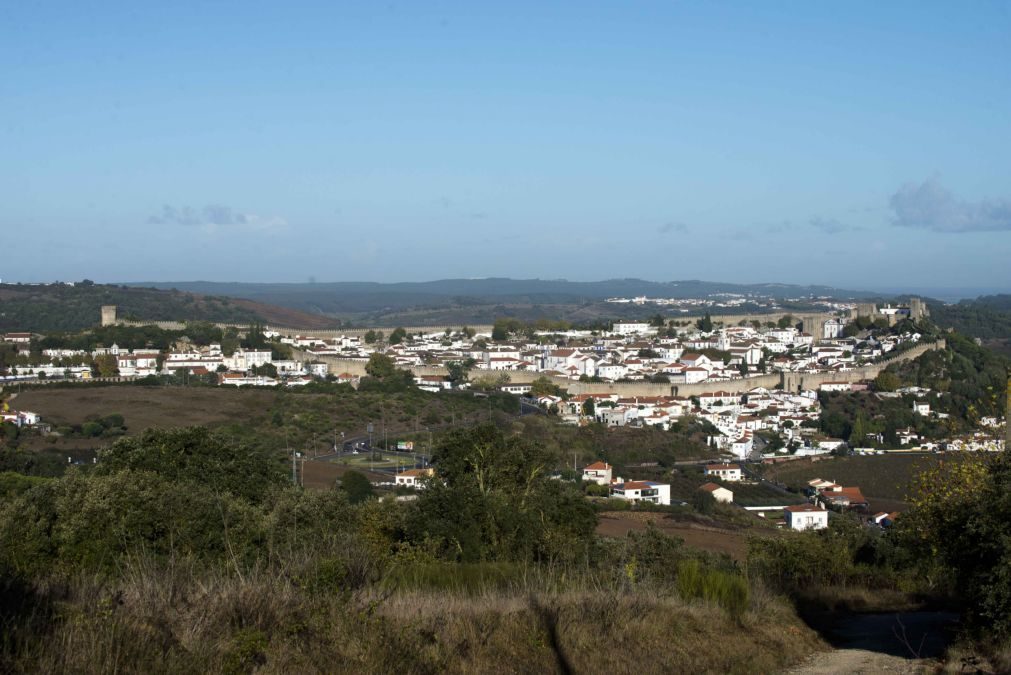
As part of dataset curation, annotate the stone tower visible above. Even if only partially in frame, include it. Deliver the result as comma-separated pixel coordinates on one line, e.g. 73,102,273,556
909,297,928,320
101,305,117,326
854,302,877,319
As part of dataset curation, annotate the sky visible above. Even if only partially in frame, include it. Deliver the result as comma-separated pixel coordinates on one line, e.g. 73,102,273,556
3,1,1011,293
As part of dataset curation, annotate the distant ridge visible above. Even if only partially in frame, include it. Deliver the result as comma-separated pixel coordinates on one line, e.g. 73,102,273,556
126,278,882,318
0,283,335,332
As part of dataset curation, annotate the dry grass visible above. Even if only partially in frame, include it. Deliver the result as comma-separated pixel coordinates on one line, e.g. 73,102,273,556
13,386,278,435
4,560,826,674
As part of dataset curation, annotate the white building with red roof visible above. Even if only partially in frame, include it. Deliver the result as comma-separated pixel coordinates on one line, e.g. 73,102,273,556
582,461,613,485
610,480,671,505
784,504,828,530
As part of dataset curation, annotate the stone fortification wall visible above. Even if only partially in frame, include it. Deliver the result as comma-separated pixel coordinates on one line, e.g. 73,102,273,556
688,311,835,327
267,325,494,339
781,340,945,392
296,339,945,397
120,320,189,330
556,372,784,398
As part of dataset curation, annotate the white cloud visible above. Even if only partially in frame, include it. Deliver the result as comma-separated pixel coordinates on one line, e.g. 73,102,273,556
890,178,1011,232
148,204,287,230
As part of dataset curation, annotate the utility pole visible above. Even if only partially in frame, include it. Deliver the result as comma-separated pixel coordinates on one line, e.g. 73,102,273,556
368,422,374,472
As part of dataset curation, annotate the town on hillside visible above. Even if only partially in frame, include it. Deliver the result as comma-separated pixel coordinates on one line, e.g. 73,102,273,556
3,298,1004,478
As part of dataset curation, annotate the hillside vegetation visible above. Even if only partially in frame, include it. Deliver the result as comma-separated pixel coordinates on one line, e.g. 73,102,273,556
0,424,826,673
126,278,874,325
0,283,332,332
929,295,1011,340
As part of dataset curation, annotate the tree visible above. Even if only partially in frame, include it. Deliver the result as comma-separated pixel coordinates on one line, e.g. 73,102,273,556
491,320,509,341
529,376,563,398
92,354,118,378
849,412,867,446
252,362,278,378
407,424,596,562
874,371,900,392
692,488,716,514
445,360,471,385
365,353,398,379
388,327,407,345
360,352,414,392
697,313,713,332
364,330,379,344
902,452,1011,637
582,398,595,417
340,470,375,504
777,315,795,329
93,427,284,503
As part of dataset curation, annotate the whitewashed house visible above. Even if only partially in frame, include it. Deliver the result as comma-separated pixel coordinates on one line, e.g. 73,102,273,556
785,504,829,531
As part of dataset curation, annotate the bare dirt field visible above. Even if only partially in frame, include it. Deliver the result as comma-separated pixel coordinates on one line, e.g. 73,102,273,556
12,386,277,433
595,511,779,560
300,460,390,491
760,454,946,509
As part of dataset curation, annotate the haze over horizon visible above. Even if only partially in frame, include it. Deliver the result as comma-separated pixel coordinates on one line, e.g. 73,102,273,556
4,2,1010,290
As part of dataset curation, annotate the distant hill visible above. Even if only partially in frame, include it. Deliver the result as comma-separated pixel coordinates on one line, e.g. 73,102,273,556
126,278,881,320
928,295,1011,354
0,283,335,332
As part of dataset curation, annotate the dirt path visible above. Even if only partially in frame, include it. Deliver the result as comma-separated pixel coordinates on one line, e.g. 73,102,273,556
784,611,957,674
785,648,936,674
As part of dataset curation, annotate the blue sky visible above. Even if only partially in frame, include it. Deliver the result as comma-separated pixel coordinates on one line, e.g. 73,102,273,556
3,1,1010,292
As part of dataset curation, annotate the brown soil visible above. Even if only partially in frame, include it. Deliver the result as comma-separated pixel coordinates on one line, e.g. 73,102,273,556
595,511,776,560
12,386,277,433
300,460,388,490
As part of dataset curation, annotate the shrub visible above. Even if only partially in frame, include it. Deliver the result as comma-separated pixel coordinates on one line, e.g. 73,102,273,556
676,559,749,620
81,421,104,438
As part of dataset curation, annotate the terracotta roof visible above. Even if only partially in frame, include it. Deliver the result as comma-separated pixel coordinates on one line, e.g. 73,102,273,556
615,481,653,490
786,504,825,513
835,487,867,504
398,468,434,478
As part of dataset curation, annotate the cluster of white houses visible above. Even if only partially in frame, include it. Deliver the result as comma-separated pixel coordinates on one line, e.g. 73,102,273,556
1,336,330,387
267,315,927,388
580,461,672,506
541,386,832,460
3,306,925,391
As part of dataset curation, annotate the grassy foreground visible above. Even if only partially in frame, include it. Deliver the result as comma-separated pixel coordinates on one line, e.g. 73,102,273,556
3,561,823,674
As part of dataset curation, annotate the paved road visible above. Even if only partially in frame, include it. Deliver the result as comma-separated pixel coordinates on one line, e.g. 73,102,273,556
306,433,431,475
